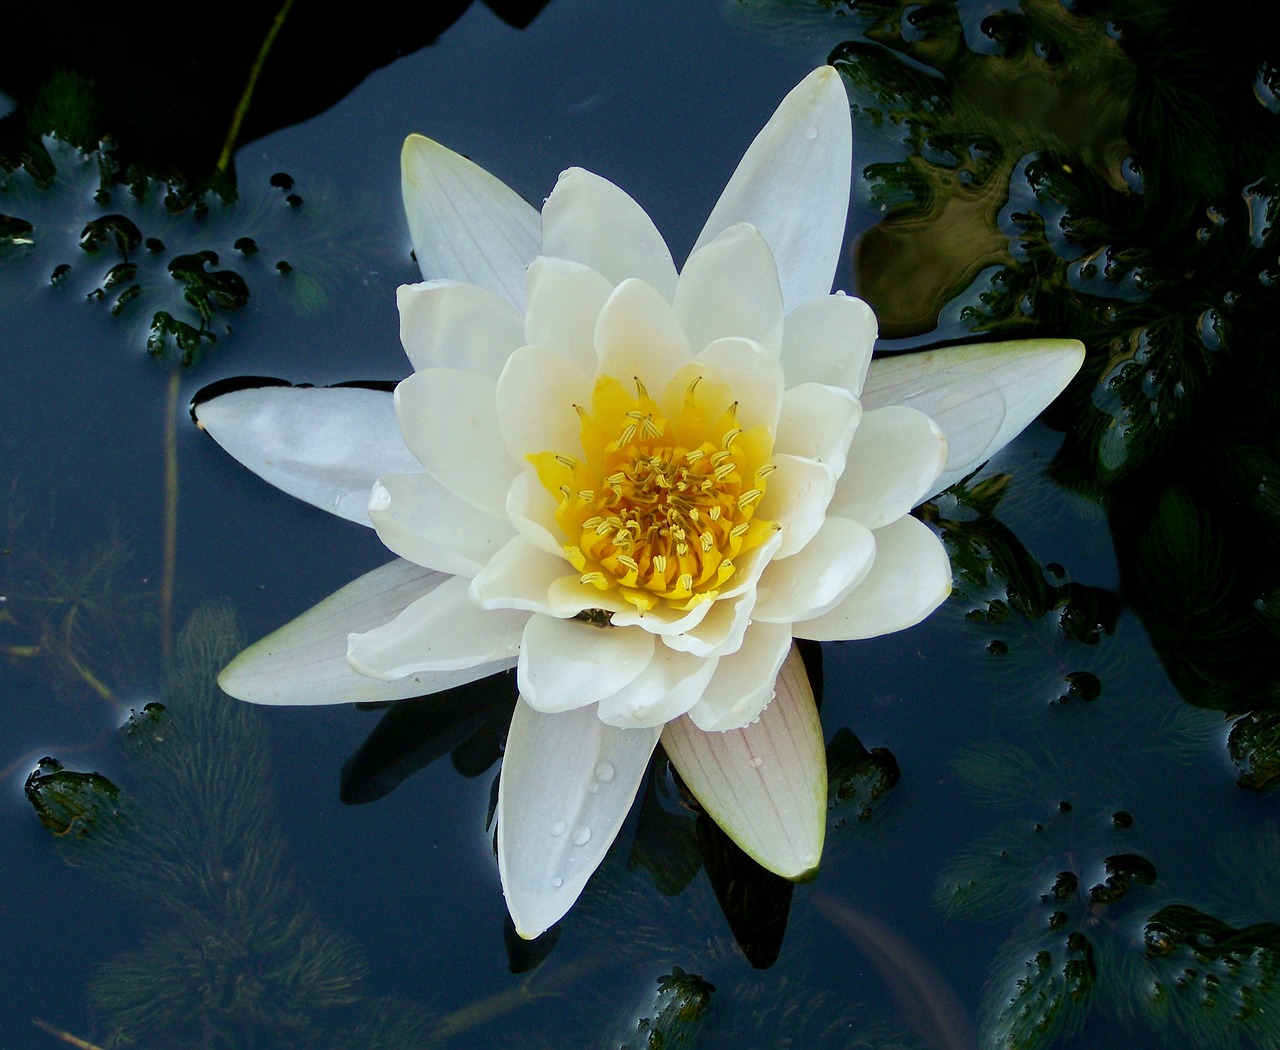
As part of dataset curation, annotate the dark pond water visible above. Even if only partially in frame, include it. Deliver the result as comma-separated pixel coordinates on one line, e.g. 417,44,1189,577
3,2,1279,1048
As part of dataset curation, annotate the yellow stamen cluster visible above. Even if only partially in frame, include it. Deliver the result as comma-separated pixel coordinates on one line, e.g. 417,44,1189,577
530,372,778,615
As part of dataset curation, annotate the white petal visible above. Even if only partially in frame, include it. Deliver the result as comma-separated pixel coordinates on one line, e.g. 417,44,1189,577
685,621,793,731
594,278,692,388
861,339,1085,494
545,575,635,618
397,280,525,376
540,168,678,299
608,592,714,637
496,346,592,463
774,382,861,479
518,615,654,712
347,575,527,678
470,536,573,614
498,700,660,938
795,514,951,641
662,644,825,877
194,384,420,527
596,646,720,728
506,468,565,556
755,452,836,558
780,292,877,395
659,587,754,658
690,337,785,432
368,473,514,576
394,369,517,518
401,134,540,306
673,223,784,357
524,256,615,375
694,67,852,313
401,136,537,307
754,515,876,623
218,560,514,705
828,406,947,529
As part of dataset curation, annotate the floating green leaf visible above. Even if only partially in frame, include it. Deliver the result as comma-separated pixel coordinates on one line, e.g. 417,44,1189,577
617,967,714,1050
24,757,122,838
1,134,362,365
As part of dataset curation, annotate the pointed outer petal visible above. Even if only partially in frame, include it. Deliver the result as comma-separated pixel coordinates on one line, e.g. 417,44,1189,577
753,515,876,624
518,614,655,712
780,292,877,395
498,700,661,938
523,256,616,375
694,67,852,313
827,406,948,530
506,468,565,556
691,337,785,432
674,223,784,358
686,621,793,731
861,339,1086,494
194,385,420,526
218,559,515,705
594,277,692,388
661,644,825,878
540,167,678,300
794,514,951,641
401,134,539,306
470,535,574,613
347,574,527,678
397,281,525,376
394,368,517,518
774,383,861,479
754,452,837,558
660,528,783,657
596,645,720,728
368,472,514,576
496,346,593,463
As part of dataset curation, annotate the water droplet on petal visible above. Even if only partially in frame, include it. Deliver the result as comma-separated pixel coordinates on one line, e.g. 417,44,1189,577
804,126,818,140
750,755,763,768
550,821,567,836
571,825,592,846
551,876,563,888
594,761,615,783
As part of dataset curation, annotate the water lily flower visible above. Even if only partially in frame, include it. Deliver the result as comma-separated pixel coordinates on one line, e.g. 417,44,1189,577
195,67,1083,938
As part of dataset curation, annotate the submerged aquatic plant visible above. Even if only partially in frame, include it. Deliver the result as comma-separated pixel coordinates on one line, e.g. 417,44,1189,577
28,603,447,1048
194,66,1082,938
0,517,152,710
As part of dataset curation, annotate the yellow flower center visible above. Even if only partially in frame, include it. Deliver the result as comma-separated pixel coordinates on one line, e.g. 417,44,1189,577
530,372,778,615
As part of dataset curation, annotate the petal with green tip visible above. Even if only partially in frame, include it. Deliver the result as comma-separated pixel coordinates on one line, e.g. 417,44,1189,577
661,645,825,879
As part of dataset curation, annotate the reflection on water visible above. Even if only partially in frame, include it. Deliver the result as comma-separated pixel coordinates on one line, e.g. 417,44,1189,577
3,0,1280,1047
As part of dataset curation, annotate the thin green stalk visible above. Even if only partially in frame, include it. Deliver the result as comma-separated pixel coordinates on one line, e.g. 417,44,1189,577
161,366,179,664
216,0,296,174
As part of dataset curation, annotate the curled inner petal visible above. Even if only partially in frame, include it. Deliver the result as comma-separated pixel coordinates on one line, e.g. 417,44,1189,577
530,373,779,615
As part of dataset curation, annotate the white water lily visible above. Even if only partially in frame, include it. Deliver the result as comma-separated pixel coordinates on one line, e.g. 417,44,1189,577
196,67,1084,938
